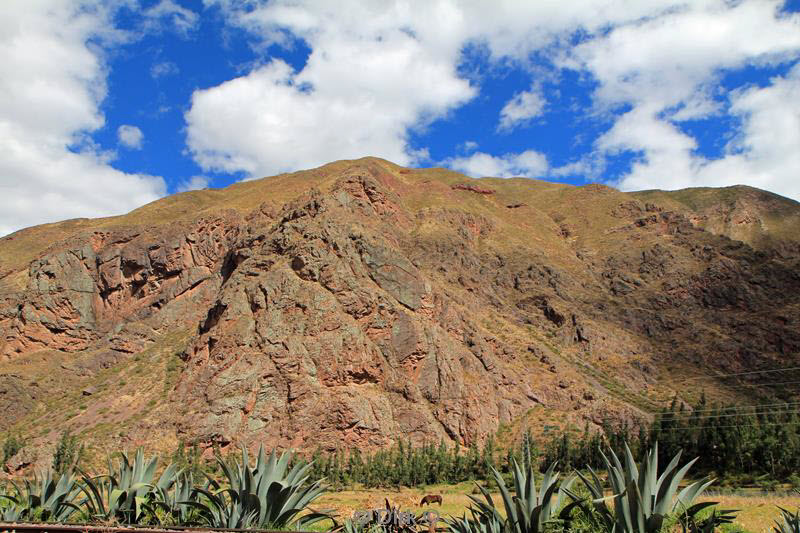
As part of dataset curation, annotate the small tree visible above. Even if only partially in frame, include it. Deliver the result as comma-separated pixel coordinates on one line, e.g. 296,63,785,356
52,430,83,474
2,433,24,464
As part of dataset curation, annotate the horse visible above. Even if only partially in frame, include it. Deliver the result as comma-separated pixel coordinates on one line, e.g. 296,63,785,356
420,494,442,506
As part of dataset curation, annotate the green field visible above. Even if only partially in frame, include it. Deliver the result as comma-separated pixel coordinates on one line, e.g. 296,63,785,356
318,484,800,533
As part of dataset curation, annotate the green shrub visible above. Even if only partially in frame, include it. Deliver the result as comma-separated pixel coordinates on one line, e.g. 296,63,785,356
2,433,24,463
52,431,83,474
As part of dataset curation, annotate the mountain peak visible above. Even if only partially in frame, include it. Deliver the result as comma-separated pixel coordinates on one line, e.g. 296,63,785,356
1,160,798,468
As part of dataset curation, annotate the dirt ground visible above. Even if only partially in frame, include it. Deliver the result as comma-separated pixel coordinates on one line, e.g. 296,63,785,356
315,484,800,533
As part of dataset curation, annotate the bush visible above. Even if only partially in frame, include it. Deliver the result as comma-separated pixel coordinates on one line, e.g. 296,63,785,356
756,475,780,492
2,433,24,463
52,430,83,474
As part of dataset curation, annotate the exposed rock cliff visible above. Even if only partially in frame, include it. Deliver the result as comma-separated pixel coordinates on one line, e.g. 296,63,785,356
1,157,798,468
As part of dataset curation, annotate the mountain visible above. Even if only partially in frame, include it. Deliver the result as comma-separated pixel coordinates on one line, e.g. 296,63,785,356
632,185,800,252
1,157,799,469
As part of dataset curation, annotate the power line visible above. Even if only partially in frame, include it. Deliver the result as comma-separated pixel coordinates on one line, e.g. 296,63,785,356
656,407,800,422
652,400,800,416
673,366,800,382
665,420,800,432
750,380,800,387
654,400,800,417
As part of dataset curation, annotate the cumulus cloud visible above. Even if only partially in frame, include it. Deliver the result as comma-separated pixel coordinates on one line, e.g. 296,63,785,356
612,64,800,199
571,1,800,113
187,1,476,178
569,0,800,198
177,175,211,192
458,140,479,153
0,1,165,237
137,0,798,202
445,150,549,178
188,0,681,180
498,86,546,132
551,156,606,181
117,125,144,149
189,1,798,199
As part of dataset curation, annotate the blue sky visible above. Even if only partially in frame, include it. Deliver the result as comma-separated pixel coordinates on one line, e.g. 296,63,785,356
1,0,800,235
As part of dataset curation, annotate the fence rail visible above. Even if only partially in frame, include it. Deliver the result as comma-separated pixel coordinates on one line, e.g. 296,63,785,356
0,523,325,533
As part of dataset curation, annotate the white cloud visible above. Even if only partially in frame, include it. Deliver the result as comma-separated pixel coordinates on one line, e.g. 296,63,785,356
177,175,211,192
613,64,800,199
187,1,476,178
445,150,548,178
458,140,479,153
143,0,199,38
0,1,165,237
180,0,799,201
551,156,606,180
498,86,546,132
117,124,144,150
191,0,675,179
571,1,800,112
569,0,800,198
150,60,179,78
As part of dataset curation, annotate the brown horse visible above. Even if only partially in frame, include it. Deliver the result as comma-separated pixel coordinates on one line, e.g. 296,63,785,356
420,494,442,506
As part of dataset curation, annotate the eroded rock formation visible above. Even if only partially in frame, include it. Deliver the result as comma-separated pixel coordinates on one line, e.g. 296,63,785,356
1,157,798,463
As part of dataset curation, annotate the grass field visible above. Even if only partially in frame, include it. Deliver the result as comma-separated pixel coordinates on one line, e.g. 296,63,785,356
316,484,800,533
698,493,800,533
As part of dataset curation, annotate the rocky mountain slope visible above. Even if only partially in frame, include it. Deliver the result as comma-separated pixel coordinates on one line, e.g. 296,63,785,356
1,157,799,469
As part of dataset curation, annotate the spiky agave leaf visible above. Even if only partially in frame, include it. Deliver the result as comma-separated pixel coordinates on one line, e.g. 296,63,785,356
187,446,329,530
0,480,25,522
445,501,506,533
38,469,82,522
676,503,737,533
449,458,570,533
76,447,179,525
147,470,204,526
570,442,724,533
774,506,800,533
0,469,81,523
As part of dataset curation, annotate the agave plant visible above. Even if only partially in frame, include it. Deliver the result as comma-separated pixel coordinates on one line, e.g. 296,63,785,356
678,506,738,533
568,442,724,533
337,497,434,533
78,447,179,524
446,506,504,533
0,469,81,523
774,506,800,533
0,481,23,522
446,459,576,533
186,445,330,530
147,470,205,526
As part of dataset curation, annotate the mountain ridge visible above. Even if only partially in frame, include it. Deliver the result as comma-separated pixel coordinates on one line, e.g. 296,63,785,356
1,157,798,471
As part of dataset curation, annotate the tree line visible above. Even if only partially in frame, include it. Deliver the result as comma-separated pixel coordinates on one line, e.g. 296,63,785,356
302,396,800,488
4,395,800,487
528,395,800,486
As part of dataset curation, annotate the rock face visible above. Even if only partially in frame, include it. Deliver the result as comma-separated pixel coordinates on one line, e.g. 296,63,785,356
173,170,522,450
1,157,799,461
1,214,240,358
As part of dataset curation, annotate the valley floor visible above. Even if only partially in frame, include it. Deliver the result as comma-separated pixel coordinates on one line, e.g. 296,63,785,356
316,484,800,533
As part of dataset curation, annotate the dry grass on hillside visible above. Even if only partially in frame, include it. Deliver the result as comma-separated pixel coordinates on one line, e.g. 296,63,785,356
316,484,800,533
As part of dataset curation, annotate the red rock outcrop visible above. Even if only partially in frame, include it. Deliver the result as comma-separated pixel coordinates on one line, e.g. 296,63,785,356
451,184,495,195
0,157,798,461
